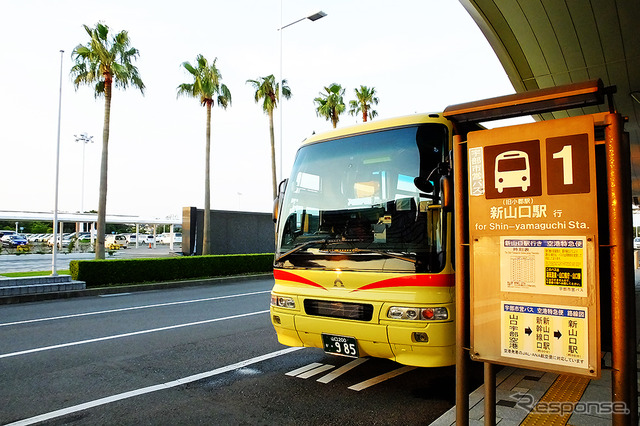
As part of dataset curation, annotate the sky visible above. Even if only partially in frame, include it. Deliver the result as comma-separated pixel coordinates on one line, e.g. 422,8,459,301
0,0,525,221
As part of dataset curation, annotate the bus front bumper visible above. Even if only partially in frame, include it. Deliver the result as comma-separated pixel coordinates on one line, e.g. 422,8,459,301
271,308,455,368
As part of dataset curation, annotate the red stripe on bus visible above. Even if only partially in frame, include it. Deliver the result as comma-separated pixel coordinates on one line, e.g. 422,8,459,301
273,269,327,290
353,274,454,292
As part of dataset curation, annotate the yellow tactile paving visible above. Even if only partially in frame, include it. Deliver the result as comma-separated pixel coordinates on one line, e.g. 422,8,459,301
520,374,590,426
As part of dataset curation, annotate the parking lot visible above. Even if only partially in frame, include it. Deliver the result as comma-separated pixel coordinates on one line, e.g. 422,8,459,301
0,244,181,274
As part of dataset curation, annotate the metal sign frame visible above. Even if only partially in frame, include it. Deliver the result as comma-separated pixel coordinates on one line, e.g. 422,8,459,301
445,79,637,425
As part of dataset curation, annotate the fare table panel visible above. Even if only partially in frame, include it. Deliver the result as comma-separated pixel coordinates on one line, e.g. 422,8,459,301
468,115,600,378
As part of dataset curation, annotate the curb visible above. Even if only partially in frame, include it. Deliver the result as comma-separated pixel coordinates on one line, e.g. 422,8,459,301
0,273,274,305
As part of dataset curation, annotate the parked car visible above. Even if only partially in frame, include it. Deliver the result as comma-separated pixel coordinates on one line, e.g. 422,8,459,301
2,234,28,248
47,233,73,248
634,237,640,249
105,234,128,248
125,234,137,245
140,234,155,245
28,233,46,242
159,232,182,244
0,230,17,239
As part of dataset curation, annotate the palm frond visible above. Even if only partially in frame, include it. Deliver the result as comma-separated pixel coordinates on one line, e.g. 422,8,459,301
177,55,231,110
70,22,144,97
314,83,346,127
246,74,290,115
348,85,379,122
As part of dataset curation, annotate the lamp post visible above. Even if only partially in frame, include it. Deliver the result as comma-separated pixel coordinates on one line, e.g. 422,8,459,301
74,133,93,225
278,8,326,183
52,49,64,276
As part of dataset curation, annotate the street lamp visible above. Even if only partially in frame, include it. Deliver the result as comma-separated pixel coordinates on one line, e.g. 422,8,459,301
52,49,64,276
278,8,326,183
281,10,327,30
74,133,94,218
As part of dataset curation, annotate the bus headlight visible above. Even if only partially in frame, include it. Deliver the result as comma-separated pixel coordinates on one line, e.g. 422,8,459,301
271,294,296,309
387,306,448,321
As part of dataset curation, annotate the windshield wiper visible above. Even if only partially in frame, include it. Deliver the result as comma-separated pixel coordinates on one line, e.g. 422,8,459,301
276,239,416,265
275,238,329,263
333,247,417,264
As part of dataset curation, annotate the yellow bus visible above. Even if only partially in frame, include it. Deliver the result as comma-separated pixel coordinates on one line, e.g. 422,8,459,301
270,113,457,367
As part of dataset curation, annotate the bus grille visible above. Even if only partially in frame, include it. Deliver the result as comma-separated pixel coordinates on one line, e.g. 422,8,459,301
304,299,374,321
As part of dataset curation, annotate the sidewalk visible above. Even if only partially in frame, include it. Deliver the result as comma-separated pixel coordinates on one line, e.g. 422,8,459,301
432,275,640,425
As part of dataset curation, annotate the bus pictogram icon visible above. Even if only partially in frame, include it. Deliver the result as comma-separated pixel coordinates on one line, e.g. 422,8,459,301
483,140,542,199
495,150,531,193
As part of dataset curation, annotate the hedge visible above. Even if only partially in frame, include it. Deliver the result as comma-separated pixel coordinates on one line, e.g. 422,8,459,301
69,253,274,288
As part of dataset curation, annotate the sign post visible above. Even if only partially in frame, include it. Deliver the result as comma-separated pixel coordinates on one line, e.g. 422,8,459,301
605,113,638,424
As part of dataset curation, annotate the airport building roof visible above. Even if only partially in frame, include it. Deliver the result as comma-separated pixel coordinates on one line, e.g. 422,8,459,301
0,210,180,226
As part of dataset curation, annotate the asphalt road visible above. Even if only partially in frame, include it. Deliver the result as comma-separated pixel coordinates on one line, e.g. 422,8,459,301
0,277,465,425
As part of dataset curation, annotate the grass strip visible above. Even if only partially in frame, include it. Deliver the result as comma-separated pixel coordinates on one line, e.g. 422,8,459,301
1,270,70,278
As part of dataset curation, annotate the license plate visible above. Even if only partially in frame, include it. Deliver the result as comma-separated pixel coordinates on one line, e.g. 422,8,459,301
322,334,359,358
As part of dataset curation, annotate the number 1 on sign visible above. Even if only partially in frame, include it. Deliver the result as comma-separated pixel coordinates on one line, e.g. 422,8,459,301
552,145,573,185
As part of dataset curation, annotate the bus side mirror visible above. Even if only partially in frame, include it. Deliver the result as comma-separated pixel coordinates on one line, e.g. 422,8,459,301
273,179,288,223
272,198,279,224
413,176,434,193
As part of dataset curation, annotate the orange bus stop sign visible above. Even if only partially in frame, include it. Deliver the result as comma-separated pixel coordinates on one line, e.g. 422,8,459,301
467,114,600,378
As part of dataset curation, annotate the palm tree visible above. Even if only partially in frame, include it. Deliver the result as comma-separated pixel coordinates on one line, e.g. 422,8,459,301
246,75,292,199
314,83,346,128
349,85,379,122
70,22,145,260
177,55,231,255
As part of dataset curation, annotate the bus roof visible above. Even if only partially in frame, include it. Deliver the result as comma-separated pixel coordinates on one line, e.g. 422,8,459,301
301,113,451,146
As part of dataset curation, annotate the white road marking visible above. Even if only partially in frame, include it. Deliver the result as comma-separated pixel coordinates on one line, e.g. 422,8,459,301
98,293,132,297
0,310,270,359
347,366,417,391
0,290,271,328
317,357,369,384
296,364,335,379
285,362,324,376
5,347,303,426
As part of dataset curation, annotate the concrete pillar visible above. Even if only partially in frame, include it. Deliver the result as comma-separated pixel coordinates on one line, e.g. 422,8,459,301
169,224,174,251
58,222,64,249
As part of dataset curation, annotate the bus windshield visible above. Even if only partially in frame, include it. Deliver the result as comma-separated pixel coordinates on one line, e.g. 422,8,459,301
276,123,449,273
